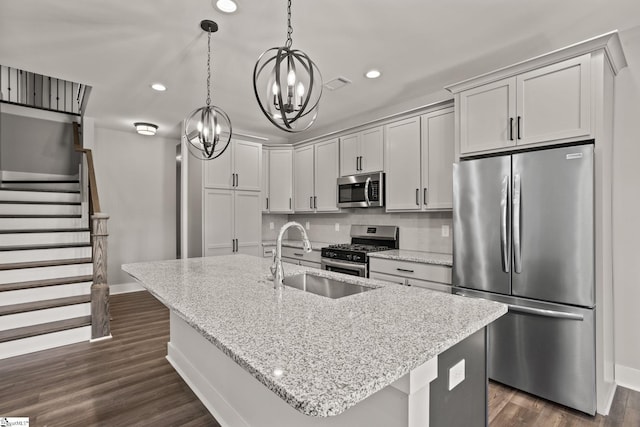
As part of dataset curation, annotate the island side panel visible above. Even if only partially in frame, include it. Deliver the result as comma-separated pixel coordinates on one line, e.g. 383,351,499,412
166,311,438,427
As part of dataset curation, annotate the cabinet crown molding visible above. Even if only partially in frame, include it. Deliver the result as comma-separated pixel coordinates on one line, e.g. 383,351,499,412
445,30,627,94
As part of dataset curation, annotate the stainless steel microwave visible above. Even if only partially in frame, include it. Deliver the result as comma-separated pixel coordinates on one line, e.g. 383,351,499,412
337,172,384,208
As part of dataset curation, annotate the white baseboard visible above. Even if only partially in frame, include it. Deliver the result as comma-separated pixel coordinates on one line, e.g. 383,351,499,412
616,364,640,392
110,282,144,295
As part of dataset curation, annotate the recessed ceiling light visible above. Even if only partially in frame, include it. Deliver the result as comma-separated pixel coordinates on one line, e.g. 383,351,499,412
151,83,166,91
365,69,381,79
134,122,158,136
215,0,238,13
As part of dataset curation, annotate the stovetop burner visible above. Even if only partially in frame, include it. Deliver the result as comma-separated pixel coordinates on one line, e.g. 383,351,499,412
326,243,389,253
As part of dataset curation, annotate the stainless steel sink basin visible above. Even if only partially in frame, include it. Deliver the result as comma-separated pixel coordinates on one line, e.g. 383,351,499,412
283,273,375,299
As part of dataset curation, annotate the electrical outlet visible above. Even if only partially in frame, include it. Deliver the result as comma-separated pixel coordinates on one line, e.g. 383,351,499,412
448,359,465,391
335,223,340,232
442,225,450,237
305,221,310,230
269,222,274,230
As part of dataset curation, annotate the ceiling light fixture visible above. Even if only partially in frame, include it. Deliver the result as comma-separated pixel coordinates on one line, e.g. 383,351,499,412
215,0,237,13
134,122,158,136
183,20,232,160
365,69,381,79
151,83,166,91
253,0,322,133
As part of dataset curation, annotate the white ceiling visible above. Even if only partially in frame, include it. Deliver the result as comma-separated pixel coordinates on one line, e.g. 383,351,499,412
1,0,639,144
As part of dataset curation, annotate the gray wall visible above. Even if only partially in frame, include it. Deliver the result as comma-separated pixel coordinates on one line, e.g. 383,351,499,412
93,126,177,285
0,111,79,175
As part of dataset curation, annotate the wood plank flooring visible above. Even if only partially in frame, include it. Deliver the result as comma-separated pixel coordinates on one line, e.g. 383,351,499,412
1,290,639,426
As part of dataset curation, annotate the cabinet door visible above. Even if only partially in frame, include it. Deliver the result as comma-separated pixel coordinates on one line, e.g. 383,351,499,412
234,191,262,257
294,145,315,212
516,54,591,146
459,77,516,154
261,149,269,212
268,149,293,213
339,133,359,176
314,138,340,212
360,126,384,173
203,189,234,256
203,143,233,189
234,140,262,191
422,108,455,210
385,117,422,211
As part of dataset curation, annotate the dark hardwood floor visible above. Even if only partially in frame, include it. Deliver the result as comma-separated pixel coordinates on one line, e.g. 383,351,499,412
1,290,638,426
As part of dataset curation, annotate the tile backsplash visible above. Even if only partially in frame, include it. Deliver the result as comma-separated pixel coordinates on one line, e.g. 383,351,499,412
275,208,452,254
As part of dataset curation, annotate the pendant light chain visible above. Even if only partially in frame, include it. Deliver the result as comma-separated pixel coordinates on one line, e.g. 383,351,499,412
206,29,212,106
285,0,293,48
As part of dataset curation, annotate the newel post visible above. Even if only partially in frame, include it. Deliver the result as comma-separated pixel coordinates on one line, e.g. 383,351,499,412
91,213,111,340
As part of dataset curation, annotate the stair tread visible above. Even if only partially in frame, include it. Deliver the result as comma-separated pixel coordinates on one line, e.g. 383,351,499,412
0,275,93,292
0,315,91,343
0,228,90,234
0,214,82,219
0,294,91,316
0,201,81,205
0,257,92,271
0,187,80,193
0,242,91,251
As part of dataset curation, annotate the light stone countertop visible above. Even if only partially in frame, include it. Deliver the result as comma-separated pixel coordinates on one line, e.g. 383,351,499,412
262,240,333,251
122,254,505,417
369,250,453,266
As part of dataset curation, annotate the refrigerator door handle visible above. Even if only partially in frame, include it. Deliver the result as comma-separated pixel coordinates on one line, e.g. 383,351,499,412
513,173,522,273
500,175,510,273
507,304,584,321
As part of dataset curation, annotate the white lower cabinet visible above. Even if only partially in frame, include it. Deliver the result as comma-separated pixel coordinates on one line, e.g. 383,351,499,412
369,258,452,293
204,189,261,257
281,246,321,268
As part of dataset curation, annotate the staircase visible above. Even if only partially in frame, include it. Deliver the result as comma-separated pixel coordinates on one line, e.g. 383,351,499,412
0,171,93,360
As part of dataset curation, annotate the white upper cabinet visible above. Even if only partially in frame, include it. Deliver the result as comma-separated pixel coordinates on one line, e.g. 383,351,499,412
293,138,340,213
204,139,262,191
314,138,340,212
339,126,383,176
294,145,315,212
458,54,591,155
261,149,269,212
385,117,422,211
385,108,455,212
268,148,294,213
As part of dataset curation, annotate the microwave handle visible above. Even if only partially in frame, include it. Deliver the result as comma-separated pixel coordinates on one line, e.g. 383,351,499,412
364,177,371,206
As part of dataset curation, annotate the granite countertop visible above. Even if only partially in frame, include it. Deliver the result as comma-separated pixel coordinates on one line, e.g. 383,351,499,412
122,255,505,417
369,249,453,267
262,240,333,251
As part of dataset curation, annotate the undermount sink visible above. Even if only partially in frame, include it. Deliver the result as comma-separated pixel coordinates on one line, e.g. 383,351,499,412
283,273,376,299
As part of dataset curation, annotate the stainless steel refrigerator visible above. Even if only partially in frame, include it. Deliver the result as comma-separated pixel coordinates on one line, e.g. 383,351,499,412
452,143,596,415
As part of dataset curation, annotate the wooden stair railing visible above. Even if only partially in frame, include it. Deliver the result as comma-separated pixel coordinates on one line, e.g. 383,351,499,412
73,122,110,340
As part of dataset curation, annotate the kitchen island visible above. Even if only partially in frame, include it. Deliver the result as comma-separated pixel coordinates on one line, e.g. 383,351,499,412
122,255,506,427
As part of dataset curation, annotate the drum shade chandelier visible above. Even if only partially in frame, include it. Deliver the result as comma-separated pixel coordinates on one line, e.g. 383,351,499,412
184,20,232,160
253,0,322,133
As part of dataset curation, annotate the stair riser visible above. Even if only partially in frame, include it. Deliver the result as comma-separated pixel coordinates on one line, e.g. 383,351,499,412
0,303,91,331
0,263,93,284
0,190,81,203
2,171,79,182
1,182,80,191
0,231,90,247
0,204,82,216
0,282,92,306
0,325,91,360
1,246,92,264
0,217,86,230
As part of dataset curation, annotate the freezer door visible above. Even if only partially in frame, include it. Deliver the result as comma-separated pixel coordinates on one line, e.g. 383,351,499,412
453,156,511,294
453,288,596,415
511,144,594,307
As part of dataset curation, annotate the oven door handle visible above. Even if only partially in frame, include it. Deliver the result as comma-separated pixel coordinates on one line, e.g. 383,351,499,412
322,258,366,273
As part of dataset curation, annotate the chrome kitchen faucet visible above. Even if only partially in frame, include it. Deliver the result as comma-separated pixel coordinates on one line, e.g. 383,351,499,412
271,221,312,290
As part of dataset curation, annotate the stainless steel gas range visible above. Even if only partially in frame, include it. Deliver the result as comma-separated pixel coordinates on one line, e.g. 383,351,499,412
320,225,399,277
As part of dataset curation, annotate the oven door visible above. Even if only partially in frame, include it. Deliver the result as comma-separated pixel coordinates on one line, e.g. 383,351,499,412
321,258,367,277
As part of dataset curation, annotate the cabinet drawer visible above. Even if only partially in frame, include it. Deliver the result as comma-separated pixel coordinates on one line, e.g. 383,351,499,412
263,246,275,258
281,246,322,263
370,272,452,293
370,258,452,284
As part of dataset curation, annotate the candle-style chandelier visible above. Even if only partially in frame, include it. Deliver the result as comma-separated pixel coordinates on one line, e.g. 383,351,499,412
184,20,232,160
252,0,322,133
